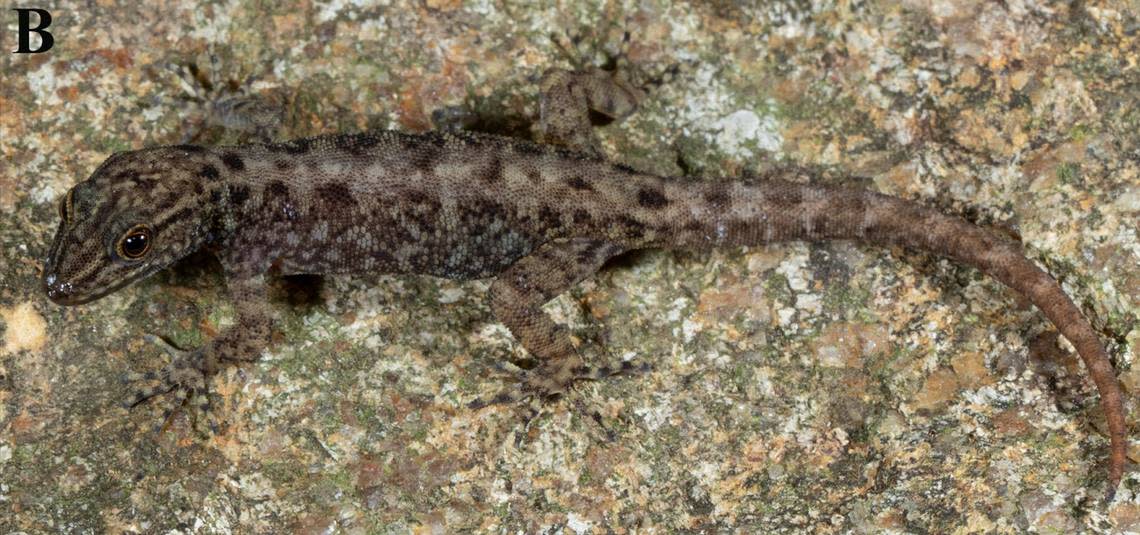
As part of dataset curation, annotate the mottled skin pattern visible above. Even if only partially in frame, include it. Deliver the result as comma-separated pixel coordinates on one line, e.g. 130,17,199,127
42,69,1126,500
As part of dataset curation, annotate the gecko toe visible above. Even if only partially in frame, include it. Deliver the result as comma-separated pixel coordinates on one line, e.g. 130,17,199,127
125,382,176,409
468,366,567,409
470,356,652,410
142,333,190,359
191,395,223,435
188,385,221,435
571,357,652,380
468,389,527,409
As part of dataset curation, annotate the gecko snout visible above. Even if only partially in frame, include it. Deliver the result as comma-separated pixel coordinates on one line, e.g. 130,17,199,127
43,272,79,305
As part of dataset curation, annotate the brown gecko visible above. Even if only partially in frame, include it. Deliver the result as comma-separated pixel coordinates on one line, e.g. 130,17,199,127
41,68,1127,500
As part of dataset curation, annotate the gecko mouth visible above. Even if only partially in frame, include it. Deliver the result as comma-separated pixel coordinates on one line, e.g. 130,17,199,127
43,274,107,305
42,267,155,306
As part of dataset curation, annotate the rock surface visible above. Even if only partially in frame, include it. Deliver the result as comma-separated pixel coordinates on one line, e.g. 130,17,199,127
2,1,1138,532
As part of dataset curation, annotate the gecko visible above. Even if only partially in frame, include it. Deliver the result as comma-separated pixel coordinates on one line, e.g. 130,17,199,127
41,68,1127,500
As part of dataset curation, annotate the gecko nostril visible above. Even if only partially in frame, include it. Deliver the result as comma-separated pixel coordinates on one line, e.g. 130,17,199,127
45,281,77,305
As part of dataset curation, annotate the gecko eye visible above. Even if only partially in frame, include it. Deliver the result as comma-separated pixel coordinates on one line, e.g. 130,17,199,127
116,225,152,260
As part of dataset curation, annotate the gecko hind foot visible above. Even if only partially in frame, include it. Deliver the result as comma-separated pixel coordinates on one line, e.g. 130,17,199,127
121,335,220,435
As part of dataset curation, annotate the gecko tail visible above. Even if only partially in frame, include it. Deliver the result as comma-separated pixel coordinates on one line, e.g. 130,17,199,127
658,177,1127,499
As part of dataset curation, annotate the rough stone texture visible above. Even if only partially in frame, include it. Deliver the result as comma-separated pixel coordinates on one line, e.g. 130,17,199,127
1,1,1137,532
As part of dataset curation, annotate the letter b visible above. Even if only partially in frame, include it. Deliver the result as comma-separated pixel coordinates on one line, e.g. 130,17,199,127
14,8,54,54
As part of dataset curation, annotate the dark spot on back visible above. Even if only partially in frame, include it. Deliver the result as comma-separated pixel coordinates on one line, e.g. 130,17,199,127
316,182,355,206
263,180,296,220
637,188,669,209
274,159,293,170
538,205,562,229
171,144,206,153
221,152,245,171
481,156,503,183
404,190,431,205
525,169,541,184
768,188,803,209
228,184,250,206
810,210,844,237
565,176,594,191
704,186,729,206
266,180,290,198
199,164,220,181
572,208,591,224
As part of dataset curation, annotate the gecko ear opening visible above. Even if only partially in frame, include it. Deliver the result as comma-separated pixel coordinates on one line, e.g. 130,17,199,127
58,189,74,227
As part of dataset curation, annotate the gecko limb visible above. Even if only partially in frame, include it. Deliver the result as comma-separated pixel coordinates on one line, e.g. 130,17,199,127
536,68,644,157
470,238,639,408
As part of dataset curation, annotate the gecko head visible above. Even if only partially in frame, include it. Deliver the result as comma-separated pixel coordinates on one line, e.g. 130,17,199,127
43,145,222,305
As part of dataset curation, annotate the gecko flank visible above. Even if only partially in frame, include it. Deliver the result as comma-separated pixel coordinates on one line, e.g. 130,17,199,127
42,69,1127,500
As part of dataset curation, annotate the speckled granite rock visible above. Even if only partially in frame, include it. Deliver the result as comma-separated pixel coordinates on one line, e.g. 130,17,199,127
1,1,1137,532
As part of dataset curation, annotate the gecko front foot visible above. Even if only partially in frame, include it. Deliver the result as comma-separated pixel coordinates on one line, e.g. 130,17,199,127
468,356,651,409
122,335,220,434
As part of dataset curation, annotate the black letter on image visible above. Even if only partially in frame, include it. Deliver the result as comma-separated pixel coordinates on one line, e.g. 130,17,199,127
14,8,54,53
